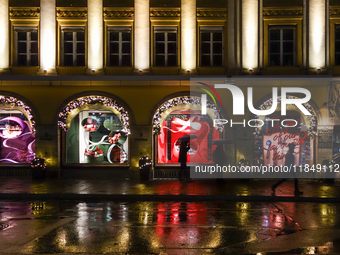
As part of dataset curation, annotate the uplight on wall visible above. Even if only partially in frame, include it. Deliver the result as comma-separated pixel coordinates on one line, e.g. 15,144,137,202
181,0,196,71
88,0,103,70
242,0,258,70
0,0,9,69
134,0,150,70
40,0,56,71
309,0,325,68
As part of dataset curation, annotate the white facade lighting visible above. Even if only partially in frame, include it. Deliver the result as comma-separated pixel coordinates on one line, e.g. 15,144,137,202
134,0,150,70
88,0,103,70
181,0,196,71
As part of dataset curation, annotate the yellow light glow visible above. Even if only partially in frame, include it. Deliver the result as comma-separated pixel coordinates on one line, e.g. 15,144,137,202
309,0,325,68
40,0,56,70
181,0,196,70
134,0,150,70
88,0,103,70
242,0,258,69
0,0,9,69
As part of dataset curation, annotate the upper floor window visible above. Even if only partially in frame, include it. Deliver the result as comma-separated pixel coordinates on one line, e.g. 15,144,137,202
269,26,295,66
153,27,178,67
14,27,38,66
335,25,340,65
107,27,132,67
61,27,85,66
199,27,223,67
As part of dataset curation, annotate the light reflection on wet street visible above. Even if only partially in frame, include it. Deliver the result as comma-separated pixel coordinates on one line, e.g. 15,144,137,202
0,200,339,254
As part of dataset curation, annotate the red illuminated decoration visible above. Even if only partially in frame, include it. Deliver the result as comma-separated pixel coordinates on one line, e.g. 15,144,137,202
158,110,219,163
263,118,308,166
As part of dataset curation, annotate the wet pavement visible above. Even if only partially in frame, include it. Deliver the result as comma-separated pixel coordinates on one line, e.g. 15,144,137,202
0,178,339,202
0,200,339,254
0,178,339,254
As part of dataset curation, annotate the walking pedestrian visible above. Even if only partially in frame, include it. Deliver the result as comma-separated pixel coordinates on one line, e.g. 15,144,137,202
271,143,303,195
178,140,190,181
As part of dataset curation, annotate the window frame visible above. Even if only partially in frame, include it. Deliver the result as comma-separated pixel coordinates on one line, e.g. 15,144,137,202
57,17,87,68
263,18,302,68
150,15,180,69
13,26,39,67
107,26,132,67
199,26,224,67
10,18,40,68
268,25,296,66
60,27,86,67
153,26,178,67
331,19,340,67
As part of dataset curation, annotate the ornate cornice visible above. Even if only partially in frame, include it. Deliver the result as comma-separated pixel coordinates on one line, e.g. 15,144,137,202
10,8,40,18
330,6,340,16
150,8,180,17
104,10,134,18
57,9,87,18
263,7,303,16
197,8,227,18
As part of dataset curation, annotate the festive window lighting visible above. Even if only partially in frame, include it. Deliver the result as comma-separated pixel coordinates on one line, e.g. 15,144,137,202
0,96,35,131
253,96,317,138
58,96,130,134
152,96,223,134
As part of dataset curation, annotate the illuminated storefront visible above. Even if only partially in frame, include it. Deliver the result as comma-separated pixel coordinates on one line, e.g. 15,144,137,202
253,96,317,167
58,95,130,165
0,96,35,164
153,96,222,165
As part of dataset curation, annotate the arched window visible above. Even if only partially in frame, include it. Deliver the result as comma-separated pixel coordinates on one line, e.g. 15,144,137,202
58,96,130,164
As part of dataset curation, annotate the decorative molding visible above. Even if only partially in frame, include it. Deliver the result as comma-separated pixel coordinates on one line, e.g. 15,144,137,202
57,9,87,18
318,127,333,148
330,6,340,16
197,8,227,18
104,10,134,18
10,8,40,18
263,7,303,16
150,8,180,17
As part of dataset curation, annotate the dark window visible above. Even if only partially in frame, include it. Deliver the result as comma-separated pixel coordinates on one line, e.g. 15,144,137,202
107,28,132,67
269,26,295,66
199,27,223,67
61,28,85,66
335,25,340,65
14,28,38,66
154,28,178,67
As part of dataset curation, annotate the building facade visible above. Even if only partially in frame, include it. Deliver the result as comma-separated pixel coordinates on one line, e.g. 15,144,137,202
0,0,339,179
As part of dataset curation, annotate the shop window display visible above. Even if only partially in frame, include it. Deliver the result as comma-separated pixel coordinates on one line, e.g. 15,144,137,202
0,110,35,163
66,110,128,164
157,110,219,164
254,111,313,166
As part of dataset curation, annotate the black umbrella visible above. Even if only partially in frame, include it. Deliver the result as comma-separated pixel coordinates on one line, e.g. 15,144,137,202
212,139,232,145
178,134,198,142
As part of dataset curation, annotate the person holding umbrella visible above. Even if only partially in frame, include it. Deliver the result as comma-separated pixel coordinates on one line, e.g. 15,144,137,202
177,134,197,181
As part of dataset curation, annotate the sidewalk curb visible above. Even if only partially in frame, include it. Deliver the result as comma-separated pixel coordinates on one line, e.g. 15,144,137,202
1,193,340,203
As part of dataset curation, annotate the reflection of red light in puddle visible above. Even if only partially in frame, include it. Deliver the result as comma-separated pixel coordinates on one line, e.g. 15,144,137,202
155,202,208,246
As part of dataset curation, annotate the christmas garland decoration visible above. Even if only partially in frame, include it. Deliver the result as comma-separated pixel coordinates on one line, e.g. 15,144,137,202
58,96,130,134
253,96,317,138
0,96,35,132
152,96,223,134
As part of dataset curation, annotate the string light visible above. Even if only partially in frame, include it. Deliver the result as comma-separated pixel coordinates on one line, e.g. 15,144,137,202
0,96,35,132
254,96,317,138
58,96,130,134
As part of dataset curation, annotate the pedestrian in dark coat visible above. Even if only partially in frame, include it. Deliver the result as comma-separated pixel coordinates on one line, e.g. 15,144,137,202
271,143,303,195
178,141,190,180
